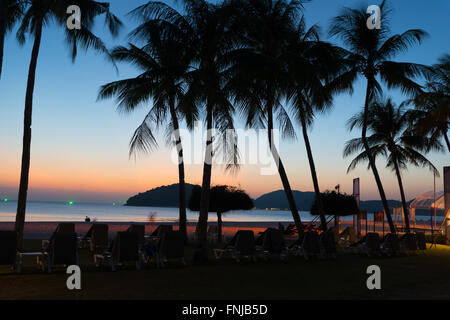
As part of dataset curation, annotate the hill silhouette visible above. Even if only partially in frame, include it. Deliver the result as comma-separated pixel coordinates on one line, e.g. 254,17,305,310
125,183,199,207
254,190,404,212
126,184,406,212
254,190,316,210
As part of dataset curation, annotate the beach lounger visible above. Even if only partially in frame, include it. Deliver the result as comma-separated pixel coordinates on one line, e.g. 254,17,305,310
43,223,76,250
338,227,358,253
94,231,141,271
83,224,109,253
283,223,298,236
255,228,287,260
55,223,75,233
151,225,173,239
339,227,357,246
39,232,79,273
381,233,400,256
0,231,19,272
213,230,256,262
320,230,337,259
361,233,381,257
415,232,427,253
287,231,305,256
328,226,340,243
302,231,321,260
207,225,219,243
156,230,186,268
127,224,145,245
400,233,418,255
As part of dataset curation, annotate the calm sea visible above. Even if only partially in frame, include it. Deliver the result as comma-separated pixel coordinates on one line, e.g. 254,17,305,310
0,201,440,224
0,200,309,223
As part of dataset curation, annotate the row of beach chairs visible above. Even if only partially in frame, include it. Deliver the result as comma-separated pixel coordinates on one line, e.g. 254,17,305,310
213,227,428,262
0,224,430,273
334,226,427,256
0,223,184,273
344,231,427,257
213,228,338,262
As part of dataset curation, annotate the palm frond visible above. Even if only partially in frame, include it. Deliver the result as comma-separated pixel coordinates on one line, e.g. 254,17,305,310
378,61,428,96
377,29,428,60
129,113,158,159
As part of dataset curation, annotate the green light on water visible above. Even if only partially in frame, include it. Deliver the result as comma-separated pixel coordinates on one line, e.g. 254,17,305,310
68,201,74,205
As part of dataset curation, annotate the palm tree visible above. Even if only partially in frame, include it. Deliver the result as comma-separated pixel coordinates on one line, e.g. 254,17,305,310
0,0,24,78
230,0,305,235
329,1,429,233
180,0,241,250
15,0,122,248
98,21,193,240
132,1,240,253
344,98,441,233
285,17,345,231
407,54,449,151
426,54,450,95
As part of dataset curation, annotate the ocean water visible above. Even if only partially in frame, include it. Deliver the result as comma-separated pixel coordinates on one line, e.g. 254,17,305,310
0,200,310,223
0,200,442,224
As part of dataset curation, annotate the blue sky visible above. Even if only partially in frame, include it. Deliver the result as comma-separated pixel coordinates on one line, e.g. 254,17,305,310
0,0,448,203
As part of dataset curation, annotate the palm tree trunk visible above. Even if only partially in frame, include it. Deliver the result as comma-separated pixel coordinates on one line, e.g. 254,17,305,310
393,159,410,233
169,101,187,241
267,100,303,235
217,211,222,243
301,116,327,231
197,104,213,250
0,3,7,78
362,78,396,234
15,18,43,249
444,130,450,153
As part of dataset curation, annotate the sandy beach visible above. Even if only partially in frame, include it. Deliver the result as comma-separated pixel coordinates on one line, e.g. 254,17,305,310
0,219,436,239
0,221,282,239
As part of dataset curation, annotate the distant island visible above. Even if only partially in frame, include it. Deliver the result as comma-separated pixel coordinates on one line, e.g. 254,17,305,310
125,183,199,207
125,183,408,213
253,189,405,212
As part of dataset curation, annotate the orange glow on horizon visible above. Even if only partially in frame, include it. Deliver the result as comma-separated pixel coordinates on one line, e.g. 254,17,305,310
0,147,443,202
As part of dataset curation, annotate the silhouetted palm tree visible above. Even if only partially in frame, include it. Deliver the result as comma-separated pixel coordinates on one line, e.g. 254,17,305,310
344,98,441,233
0,0,24,78
98,20,193,240
132,1,240,253
329,1,428,233
230,0,305,234
426,54,450,95
285,17,345,231
181,0,241,250
407,54,449,151
15,0,121,248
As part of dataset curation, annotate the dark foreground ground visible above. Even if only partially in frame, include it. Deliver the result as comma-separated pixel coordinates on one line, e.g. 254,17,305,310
1,239,450,300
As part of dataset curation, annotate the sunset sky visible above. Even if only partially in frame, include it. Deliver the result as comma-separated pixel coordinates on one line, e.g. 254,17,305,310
0,0,448,204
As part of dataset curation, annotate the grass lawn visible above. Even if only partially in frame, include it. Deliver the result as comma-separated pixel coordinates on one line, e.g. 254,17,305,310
1,239,450,300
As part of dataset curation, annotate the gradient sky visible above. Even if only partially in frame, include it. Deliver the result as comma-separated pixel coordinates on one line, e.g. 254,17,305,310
0,0,448,204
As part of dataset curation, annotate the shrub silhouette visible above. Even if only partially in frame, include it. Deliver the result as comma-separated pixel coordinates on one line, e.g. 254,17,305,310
189,185,253,242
